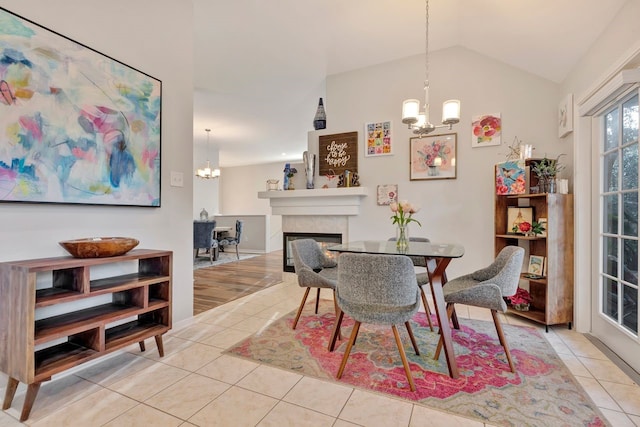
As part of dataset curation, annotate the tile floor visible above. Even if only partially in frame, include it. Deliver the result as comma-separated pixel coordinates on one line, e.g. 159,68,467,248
1,272,639,426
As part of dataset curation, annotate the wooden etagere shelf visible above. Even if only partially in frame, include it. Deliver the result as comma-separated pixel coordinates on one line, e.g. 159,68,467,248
495,192,574,331
0,249,172,421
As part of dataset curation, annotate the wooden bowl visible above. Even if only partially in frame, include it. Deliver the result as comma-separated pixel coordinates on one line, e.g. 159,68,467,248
59,237,139,258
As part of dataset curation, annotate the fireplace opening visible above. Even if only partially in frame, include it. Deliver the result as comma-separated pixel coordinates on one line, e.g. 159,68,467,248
283,232,342,272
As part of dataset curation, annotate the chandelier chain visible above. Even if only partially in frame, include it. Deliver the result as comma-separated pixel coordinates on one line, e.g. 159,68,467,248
424,0,429,92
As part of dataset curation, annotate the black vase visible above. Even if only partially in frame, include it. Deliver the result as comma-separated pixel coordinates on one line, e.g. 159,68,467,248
313,97,326,130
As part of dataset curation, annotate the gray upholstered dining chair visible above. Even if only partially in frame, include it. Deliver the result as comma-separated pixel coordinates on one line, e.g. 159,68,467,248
334,253,421,391
388,236,435,331
290,239,339,329
434,245,525,373
193,220,218,263
218,219,243,259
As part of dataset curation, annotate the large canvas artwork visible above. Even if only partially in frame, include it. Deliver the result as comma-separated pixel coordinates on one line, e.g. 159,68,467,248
0,8,162,207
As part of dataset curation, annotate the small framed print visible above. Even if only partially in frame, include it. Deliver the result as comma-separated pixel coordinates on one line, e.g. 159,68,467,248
507,207,534,234
365,120,392,156
377,184,398,205
538,217,548,237
528,255,545,276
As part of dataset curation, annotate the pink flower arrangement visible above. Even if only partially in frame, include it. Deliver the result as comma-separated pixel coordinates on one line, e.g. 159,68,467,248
507,287,532,306
390,200,422,227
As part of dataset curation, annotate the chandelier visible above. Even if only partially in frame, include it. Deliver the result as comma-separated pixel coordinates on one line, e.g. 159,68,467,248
401,0,460,137
195,129,220,179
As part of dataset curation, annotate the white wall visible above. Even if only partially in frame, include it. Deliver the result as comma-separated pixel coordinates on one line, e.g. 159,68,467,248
324,46,562,277
0,0,195,322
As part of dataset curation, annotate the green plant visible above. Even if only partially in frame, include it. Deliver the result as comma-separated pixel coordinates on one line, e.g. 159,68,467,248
531,154,566,178
512,220,545,235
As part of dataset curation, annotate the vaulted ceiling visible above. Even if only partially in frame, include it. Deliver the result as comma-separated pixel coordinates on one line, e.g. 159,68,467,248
194,0,627,167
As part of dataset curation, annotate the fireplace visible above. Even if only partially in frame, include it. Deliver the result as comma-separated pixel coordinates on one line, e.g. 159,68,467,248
283,232,342,272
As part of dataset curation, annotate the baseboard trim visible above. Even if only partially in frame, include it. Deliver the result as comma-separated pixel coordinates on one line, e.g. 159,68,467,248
584,334,640,384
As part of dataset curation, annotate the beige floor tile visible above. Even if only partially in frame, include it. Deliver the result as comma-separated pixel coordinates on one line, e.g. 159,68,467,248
169,322,225,342
410,404,484,427
600,381,640,416
201,328,253,349
628,413,640,425
74,352,156,386
541,331,573,355
283,376,353,417
237,365,302,399
108,363,189,401
223,301,272,316
196,354,259,384
599,408,636,427
0,410,22,427
7,374,102,423
29,388,137,427
574,377,621,411
579,357,636,385
102,403,182,427
231,316,277,333
188,386,277,427
339,389,413,427
161,342,222,371
555,331,608,359
133,335,195,361
465,306,494,322
253,305,292,320
257,401,335,427
197,310,247,327
332,420,361,427
145,373,229,420
556,353,593,378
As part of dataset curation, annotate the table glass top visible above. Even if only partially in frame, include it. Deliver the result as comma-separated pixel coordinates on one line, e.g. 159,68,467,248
327,241,464,258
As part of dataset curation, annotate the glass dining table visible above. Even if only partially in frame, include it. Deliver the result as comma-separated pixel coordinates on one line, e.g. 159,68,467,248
327,240,465,379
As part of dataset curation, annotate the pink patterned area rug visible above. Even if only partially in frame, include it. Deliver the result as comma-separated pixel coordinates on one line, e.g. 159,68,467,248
225,301,608,427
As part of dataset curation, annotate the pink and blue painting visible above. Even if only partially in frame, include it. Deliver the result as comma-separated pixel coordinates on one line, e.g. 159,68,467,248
0,7,161,206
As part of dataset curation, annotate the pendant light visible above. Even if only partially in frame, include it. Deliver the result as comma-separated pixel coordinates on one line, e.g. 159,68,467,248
401,0,460,137
195,129,220,179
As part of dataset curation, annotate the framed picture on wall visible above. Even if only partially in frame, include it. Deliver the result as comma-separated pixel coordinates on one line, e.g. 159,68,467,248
0,7,162,207
377,184,398,205
365,120,392,156
471,113,502,147
409,133,457,180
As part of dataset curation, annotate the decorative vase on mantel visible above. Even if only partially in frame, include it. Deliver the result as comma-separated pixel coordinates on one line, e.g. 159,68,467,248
396,224,409,252
313,97,326,130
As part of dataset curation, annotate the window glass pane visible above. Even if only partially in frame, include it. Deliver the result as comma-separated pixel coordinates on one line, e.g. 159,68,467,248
603,194,619,234
603,236,618,278
623,238,638,285
605,108,619,151
623,192,638,237
622,144,638,190
622,285,638,333
622,95,639,145
603,277,618,320
603,152,618,192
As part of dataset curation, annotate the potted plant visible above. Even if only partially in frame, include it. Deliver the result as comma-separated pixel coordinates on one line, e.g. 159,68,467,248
507,287,532,311
531,155,565,193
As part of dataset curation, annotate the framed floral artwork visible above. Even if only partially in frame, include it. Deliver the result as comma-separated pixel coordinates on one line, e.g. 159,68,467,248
365,120,392,156
377,184,398,205
471,113,502,147
409,133,456,181
507,206,534,234
495,160,526,195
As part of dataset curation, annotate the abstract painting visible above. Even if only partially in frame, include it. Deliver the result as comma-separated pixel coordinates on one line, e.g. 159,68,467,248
471,113,501,147
409,133,456,180
0,7,161,206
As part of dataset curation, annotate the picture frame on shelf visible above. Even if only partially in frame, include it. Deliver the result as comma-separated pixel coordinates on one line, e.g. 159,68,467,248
538,217,548,237
409,133,457,181
528,255,545,276
507,207,534,234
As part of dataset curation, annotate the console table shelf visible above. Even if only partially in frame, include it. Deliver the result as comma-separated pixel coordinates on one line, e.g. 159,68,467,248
0,249,172,421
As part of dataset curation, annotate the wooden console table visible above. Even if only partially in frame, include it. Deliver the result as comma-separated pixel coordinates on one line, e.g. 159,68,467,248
0,249,172,421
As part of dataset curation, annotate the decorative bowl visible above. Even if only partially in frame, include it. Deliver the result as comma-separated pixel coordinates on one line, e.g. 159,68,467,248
59,237,139,258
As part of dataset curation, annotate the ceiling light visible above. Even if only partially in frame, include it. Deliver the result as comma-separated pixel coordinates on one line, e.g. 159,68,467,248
402,0,460,137
195,129,220,179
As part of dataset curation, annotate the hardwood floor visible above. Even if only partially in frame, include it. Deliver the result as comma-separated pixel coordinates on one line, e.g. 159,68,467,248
193,250,284,315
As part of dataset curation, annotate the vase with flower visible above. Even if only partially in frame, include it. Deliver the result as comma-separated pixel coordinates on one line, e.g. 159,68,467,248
390,201,421,251
283,164,298,190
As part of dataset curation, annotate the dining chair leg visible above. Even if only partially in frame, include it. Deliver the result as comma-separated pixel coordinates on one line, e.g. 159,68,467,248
434,303,455,360
332,291,342,341
405,321,420,355
491,309,516,373
337,321,361,379
419,286,434,331
315,288,321,314
328,308,344,351
292,287,311,329
392,325,416,392
235,245,239,260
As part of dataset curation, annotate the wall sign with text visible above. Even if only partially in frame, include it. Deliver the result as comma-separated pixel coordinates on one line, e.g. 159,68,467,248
319,132,358,176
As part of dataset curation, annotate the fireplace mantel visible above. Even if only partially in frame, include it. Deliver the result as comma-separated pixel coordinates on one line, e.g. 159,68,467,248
258,187,368,216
